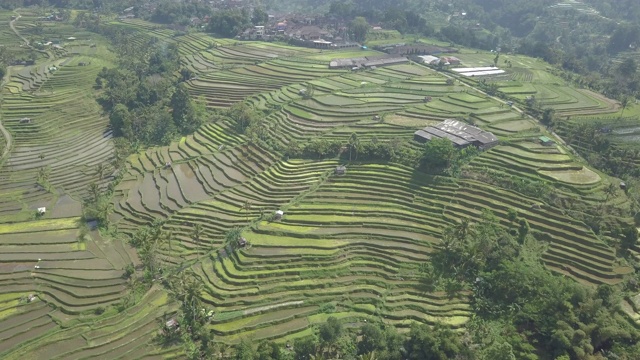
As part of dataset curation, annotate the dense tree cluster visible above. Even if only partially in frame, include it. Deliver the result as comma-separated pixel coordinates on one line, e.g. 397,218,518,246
149,1,212,25
95,32,206,146
329,1,434,36
0,47,11,81
206,8,269,38
426,211,640,359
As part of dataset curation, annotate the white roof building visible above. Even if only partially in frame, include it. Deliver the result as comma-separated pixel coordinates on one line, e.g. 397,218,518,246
417,55,440,65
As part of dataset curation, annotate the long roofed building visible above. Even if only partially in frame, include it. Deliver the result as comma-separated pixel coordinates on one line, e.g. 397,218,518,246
414,119,498,150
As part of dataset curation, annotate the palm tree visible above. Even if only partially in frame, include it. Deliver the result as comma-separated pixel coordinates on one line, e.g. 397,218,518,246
164,231,173,252
168,270,204,328
455,218,471,240
37,167,49,184
88,182,100,205
359,352,378,360
219,343,231,359
348,132,359,161
240,200,252,222
604,182,618,203
95,163,106,179
97,202,113,226
192,223,203,246
620,96,631,119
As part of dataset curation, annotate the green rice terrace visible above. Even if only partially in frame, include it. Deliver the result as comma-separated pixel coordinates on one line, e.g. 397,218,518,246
0,14,639,358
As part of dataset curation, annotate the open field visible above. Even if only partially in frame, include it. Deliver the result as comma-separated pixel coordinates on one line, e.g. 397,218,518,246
0,15,635,353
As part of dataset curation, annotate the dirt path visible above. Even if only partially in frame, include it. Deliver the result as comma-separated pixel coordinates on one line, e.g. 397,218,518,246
0,116,12,162
0,14,23,162
9,13,28,47
242,301,304,316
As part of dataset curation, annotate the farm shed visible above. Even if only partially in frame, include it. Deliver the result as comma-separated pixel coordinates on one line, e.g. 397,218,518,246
417,55,440,65
441,56,461,65
329,56,408,69
274,210,284,220
238,237,248,247
20,117,31,124
37,207,46,215
414,119,498,150
539,136,555,146
335,165,347,176
165,318,179,329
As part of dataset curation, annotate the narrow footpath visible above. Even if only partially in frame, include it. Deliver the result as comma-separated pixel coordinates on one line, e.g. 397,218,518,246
0,13,23,161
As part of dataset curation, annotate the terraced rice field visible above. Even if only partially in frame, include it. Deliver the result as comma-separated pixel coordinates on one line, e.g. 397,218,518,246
0,11,23,55
0,14,182,358
0,218,183,359
452,51,620,117
1,16,634,352
97,27,636,342
0,32,114,222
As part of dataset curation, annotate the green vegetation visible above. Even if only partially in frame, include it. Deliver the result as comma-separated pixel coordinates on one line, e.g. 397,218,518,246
1,3,640,360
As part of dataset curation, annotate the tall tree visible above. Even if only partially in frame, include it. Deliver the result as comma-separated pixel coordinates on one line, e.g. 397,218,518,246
349,17,369,43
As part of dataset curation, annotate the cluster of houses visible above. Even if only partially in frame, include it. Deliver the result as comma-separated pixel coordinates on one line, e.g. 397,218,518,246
38,13,64,21
239,20,362,50
416,55,461,66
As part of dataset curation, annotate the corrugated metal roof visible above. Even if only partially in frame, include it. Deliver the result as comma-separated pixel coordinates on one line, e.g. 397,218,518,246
417,119,497,147
460,70,506,77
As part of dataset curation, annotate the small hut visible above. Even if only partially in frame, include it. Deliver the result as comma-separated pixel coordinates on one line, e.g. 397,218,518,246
335,165,346,176
20,117,31,124
620,182,627,191
238,237,248,247
423,96,432,103
372,115,381,121
274,210,284,220
37,207,46,215
539,136,555,146
27,294,37,302
165,318,179,330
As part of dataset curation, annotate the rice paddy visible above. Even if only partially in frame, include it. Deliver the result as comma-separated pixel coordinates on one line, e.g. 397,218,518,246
0,15,634,356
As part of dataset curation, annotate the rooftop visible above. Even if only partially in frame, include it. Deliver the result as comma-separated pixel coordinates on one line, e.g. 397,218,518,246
415,119,497,148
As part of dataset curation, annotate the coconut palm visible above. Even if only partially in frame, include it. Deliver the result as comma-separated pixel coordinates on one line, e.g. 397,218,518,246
87,182,100,205
604,182,618,203
240,200,252,222
359,352,378,360
95,163,106,178
192,223,204,246
348,132,359,161
620,96,631,119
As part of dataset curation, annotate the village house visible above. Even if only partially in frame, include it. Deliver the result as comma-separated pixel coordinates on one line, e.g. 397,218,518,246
441,56,461,65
